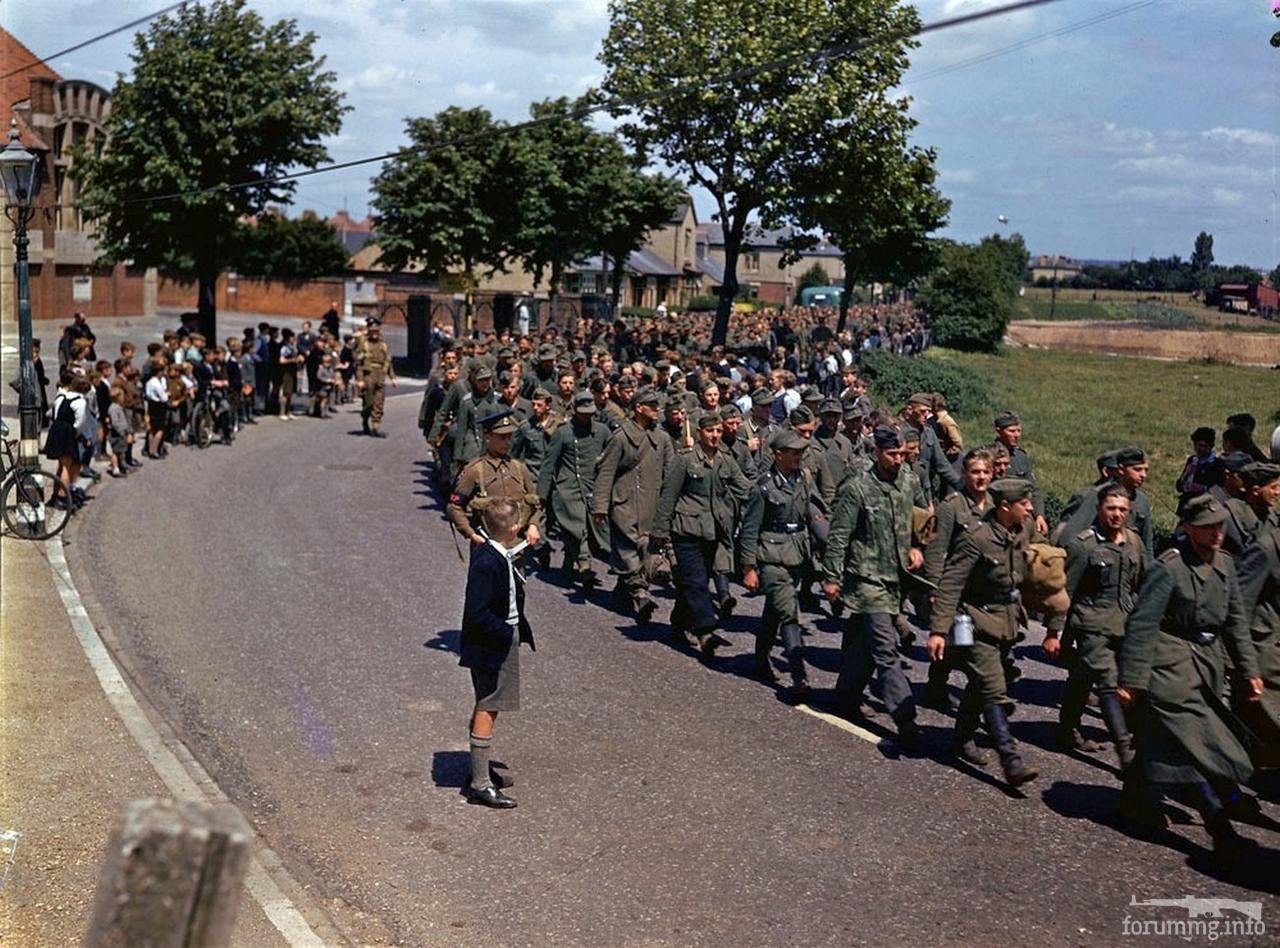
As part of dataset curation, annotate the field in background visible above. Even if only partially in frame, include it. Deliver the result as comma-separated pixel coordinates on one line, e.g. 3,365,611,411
927,346,1279,534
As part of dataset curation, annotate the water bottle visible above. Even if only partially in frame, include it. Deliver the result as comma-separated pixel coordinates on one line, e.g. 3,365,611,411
951,612,975,647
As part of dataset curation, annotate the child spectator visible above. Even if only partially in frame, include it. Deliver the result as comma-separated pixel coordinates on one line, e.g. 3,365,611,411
311,353,336,418
458,497,534,809
106,387,133,478
144,358,170,458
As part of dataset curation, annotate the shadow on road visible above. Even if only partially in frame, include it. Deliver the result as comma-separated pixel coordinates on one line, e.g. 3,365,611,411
423,628,461,655
431,750,469,788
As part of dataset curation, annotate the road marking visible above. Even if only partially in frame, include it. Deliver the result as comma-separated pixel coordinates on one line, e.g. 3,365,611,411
794,703,886,746
42,540,329,947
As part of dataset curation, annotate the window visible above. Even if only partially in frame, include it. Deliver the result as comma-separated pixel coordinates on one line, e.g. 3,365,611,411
684,228,692,262
743,252,760,273
53,124,66,159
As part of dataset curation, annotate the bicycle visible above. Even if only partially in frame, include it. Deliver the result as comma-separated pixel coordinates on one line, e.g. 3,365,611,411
0,419,72,540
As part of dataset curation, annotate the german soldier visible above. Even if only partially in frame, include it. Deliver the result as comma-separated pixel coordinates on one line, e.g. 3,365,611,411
741,428,822,697
539,392,611,587
928,478,1042,786
449,365,499,477
1057,446,1155,557
991,410,1047,535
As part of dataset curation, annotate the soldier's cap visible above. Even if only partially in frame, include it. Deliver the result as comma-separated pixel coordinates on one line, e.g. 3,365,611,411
1191,426,1216,444
1096,450,1119,473
497,346,515,359
719,403,742,420
616,374,637,389
1241,462,1280,488
751,388,774,407
537,343,557,360
654,359,672,371
873,424,904,449
902,426,921,444
701,378,720,393
819,397,842,416
842,401,864,421
571,349,587,362
632,386,661,406
800,386,823,403
1115,446,1147,467
472,365,493,380
498,370,516,385
989,478,1034,503
480,408,518,434
789,405,815,426
1220,450,1251,473
365,316,382,328
1180,493,1229,527
663,396,685,414
906,392,932,407
572,391,597,414
994,409,1021,429
697,412,723,430
771,428,808,452
529,388,552,402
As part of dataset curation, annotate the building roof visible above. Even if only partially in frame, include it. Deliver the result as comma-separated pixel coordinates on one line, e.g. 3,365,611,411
2,29,60,150
576,248,684,278
697,221,843,256
698,255,725,285
1029,254,1082,270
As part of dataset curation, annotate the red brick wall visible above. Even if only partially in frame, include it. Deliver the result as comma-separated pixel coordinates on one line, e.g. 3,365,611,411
158,273,346,320
29,263,146,321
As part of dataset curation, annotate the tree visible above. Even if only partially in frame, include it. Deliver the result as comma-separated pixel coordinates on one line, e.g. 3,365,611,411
916,238,1021,352
75,0,346,341
1269,263,1280,287
597,165,684,310
371,107,522,311
232,212,349,280
601,0,920,348
1191,231,1215,272
794,261,834,303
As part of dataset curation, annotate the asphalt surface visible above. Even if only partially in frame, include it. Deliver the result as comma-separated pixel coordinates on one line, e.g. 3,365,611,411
61,391,1280,947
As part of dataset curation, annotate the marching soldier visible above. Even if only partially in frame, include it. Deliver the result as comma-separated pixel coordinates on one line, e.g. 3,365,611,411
928,478,1043,787
741,428,822,697
1048,482,1144,762
651,412,753,656
591,386,673,623
1236,463,1280,764
510,389,559,481
821,424,924,748
903,393,961,501
606,375,635,430
1118,494,1264,859
446,409,542,550
991,411,1047,535
449,366,499,477
357,322,396,437
1057,446,1155,557
539,392,611,587
744,388,780,468
522,343,561,399
813,398,855,498
714,403,757,616
1208,452,1260,555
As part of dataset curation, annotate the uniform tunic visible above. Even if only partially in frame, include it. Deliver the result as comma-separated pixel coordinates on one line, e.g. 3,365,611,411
1237,515,1280,750
1058,483,1155,557
740,466,821,635
1062,524,1145,691
539,417,611,558
446,454,542,541
592,419,674,579
822,465,915,615
510,414,559,481
358,339,394,426
1119,542,1260,785
924,490,990,584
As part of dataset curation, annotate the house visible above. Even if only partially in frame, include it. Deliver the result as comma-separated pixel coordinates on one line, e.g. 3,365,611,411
1028,254,1083,284
696,223,846,305
1,28,156,322
1210,282,1279,319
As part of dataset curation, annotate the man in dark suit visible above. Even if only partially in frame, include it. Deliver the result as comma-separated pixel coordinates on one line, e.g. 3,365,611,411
458,498,535,809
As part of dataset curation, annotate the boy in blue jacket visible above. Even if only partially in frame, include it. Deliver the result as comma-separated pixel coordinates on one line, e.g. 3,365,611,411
460,498,535,808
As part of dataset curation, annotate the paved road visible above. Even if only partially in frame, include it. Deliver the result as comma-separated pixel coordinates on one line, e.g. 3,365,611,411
64,393,1280,946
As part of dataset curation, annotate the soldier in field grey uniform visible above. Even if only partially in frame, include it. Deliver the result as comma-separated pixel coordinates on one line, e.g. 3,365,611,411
539,392,611,587
591,386,673,623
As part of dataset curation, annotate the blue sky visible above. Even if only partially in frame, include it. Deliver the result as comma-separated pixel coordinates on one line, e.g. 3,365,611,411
5,0,1277,267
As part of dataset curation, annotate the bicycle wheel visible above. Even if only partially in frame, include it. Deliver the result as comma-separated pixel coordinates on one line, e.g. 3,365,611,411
2,469,72,540
193,406,212,449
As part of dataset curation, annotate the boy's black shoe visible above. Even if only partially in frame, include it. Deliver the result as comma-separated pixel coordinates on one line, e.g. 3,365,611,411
466,785,516,809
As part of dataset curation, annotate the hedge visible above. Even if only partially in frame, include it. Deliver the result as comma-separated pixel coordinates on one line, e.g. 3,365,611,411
857,348,992,417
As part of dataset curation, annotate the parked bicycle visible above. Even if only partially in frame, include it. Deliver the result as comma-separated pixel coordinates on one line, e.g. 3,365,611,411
0,420,72,540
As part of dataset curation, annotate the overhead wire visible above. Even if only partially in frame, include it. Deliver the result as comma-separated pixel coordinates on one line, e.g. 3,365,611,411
0,1,191,80
71,0,1066,211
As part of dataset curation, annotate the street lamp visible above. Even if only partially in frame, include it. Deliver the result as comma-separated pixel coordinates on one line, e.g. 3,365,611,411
1,118,43,468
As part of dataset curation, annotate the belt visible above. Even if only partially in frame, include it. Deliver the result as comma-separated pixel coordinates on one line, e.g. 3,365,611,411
764,524,806,536
1162,626,1217,646
976,590,1021,608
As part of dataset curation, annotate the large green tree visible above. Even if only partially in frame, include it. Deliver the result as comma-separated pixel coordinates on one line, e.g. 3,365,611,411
601,0,920,348
75,0,346,340
232,212,349,280
371,106,522,305
1191,231,1215,272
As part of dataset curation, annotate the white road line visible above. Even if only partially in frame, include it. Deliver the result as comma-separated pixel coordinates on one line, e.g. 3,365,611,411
794,702,886,746
42,540,328,948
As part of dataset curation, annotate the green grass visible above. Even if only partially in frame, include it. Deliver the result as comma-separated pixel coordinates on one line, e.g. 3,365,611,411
1015,299,1115,321
926,347,1278,534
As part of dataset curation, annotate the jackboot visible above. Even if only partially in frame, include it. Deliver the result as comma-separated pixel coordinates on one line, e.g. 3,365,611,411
1098,692,1135,769
923,660,958,712
1205,810,1258,861
1056,673,1101,752
781,624,810,699
951,688,988,765
983,703,1038,787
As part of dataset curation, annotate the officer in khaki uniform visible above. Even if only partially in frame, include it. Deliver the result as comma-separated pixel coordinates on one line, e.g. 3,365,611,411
357,322,396,437
821,424,924,747
539,392,611,586
447,409,542,548
651,411,754,656
1048,482,1144,763
1118,494,1264,859
740,428,822,696
928,478,1042,787
591,386,673,623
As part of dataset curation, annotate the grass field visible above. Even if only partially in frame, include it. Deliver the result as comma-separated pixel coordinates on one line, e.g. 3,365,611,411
1014,286,1207,323
926,346,1279,534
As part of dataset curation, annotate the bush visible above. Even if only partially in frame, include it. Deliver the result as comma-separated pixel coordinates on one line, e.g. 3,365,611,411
858,348,992,417
687,295,720,312
917,240,1016,352
621,305,657,319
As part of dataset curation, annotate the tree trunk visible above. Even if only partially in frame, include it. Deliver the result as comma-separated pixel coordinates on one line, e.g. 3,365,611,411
609,255,625,311
549,259,563,334
197,271,218,343
837,263,855,334
711,222,744,350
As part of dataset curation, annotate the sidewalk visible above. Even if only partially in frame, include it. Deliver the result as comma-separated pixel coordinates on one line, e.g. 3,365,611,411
0,536,288,946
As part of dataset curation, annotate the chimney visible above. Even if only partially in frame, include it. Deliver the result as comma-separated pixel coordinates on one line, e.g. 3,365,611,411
29,76,56,117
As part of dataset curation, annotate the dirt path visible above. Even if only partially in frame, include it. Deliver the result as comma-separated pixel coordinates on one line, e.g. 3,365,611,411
1007,320,1280,366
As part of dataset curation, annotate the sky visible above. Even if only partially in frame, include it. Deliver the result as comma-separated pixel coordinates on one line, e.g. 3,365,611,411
4,0,1277,268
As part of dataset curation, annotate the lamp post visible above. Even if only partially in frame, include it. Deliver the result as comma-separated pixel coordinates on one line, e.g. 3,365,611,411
1,118,43,469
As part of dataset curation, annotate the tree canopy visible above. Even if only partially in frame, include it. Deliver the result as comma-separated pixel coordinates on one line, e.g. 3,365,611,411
75,0,347,339
601,0,920,348
916,235,1024,352
232,212,349,280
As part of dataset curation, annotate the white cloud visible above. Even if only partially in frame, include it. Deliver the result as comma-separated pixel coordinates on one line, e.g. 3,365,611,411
939,168,977,183
454,80,517,103
1210,187,1244,207
1114,184,1193,203
1201,126,1279,149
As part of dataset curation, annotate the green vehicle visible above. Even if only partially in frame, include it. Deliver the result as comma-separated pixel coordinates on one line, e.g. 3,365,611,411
799,285,847,308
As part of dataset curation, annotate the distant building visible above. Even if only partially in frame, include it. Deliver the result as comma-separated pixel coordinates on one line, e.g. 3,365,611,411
1210,282,1279,319
697,223,845,305
1029,254,1083,283
1,28,155,322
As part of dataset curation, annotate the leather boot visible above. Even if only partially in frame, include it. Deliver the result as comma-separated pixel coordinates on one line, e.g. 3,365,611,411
1056,673,1101,752
1118,762,1168,833
983,703,1038,786
1098,692,1135,768
951,688,988,764
1205,810,1258,861
781,624,810,699
923,660,958,712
